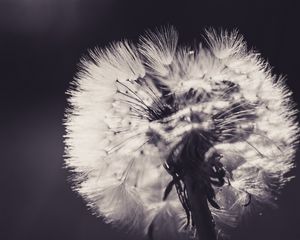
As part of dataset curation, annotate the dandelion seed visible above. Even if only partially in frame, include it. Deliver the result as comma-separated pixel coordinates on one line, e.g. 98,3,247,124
64,26,299,240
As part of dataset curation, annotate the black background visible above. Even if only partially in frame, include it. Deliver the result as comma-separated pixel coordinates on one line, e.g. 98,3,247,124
1,0,300,239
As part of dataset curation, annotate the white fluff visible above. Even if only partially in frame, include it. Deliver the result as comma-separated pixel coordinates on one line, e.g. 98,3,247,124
64,27,299,238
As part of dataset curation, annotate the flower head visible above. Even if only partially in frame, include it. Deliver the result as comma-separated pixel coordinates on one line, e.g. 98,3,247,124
64,26,299,239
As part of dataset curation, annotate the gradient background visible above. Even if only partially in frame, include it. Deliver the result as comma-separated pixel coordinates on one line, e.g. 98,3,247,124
1,0,299,239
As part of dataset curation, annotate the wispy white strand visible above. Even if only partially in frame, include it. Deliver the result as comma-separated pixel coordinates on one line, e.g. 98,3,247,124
139,26,178,77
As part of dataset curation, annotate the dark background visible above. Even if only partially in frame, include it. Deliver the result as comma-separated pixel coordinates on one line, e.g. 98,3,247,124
1,0,299,239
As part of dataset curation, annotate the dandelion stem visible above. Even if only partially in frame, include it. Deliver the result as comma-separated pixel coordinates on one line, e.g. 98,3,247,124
183,171,217,240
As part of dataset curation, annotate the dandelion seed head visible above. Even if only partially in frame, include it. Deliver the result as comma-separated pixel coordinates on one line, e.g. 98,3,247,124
64,26,299,238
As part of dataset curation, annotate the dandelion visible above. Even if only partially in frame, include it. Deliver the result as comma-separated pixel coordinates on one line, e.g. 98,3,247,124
64,26,299,240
